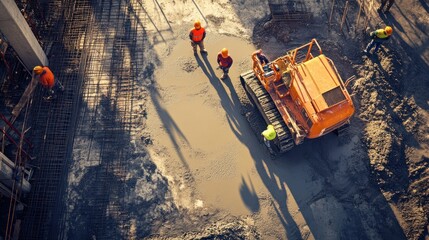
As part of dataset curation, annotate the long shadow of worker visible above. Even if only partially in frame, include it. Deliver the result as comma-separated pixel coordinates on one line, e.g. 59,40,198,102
378,11,404,32
194,53,215,79
239,175,260,213
419,0,429,13
203,54,242,126
220,76,242,110
194,53,241,127
196,51,303,239
198,52,242,109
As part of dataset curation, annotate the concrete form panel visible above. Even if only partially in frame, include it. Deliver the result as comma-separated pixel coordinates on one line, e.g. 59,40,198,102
0,0,48,71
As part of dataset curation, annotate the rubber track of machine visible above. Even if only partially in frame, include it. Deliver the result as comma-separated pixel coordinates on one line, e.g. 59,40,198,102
240,71,294,153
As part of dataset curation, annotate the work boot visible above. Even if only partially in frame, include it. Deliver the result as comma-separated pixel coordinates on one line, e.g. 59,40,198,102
43,95,56,102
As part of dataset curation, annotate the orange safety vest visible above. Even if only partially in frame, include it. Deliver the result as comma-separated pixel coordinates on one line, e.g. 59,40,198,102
190,27,205,42
39,66,55,88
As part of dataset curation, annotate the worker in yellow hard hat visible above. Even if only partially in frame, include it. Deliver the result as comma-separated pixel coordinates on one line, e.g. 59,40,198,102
33,65,64,100
262,124,276,154
217,48,233,80
364,26,393,54
189,20,207,54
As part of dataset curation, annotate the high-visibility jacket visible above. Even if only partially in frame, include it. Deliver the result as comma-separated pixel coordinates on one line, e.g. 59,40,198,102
38,66,55,89
217,53,233,68
371,29,390,39
262,125,276,140
189,27,206,42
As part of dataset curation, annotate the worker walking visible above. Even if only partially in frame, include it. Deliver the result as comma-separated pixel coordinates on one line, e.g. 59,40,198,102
33,65,64,100
262,125,276,154
217,48,233,80
377,0,395,13
364,26,393,54
189,20,207,54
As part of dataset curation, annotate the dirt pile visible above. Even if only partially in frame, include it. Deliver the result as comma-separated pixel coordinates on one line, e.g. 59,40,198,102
356,48,428,239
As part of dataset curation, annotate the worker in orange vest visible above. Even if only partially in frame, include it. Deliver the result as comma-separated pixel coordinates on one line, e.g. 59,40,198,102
189,20,207,54
217,48,233,80
33,66,64,100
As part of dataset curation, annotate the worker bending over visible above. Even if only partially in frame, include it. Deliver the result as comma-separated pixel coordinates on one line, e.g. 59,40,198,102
217,48,233,80
364,26,392,54
33,66,64,100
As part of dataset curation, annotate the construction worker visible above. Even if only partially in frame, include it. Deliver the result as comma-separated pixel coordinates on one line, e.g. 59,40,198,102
217,48,233,80
364,26,392,54
189,20,207,53
262,125,276,154
33,65,64,100
377,0,395,13
253,49,270,65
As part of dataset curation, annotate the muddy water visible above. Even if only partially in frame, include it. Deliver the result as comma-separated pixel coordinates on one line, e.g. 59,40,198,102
146,35,281,215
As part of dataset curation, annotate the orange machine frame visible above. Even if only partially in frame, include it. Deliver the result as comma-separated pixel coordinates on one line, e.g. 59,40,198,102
252,39,355,144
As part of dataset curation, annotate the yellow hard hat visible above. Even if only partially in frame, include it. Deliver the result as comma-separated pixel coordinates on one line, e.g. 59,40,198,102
221,48,228,58
385,26,393,35
194,20,201,29
33,66,43,75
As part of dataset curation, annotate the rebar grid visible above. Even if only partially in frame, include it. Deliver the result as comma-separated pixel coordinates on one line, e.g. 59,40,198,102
20,0,93,239
20,0,148,238
65,0,147,238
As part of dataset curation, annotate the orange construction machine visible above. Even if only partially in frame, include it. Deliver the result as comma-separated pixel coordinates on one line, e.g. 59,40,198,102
240,39,355,153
